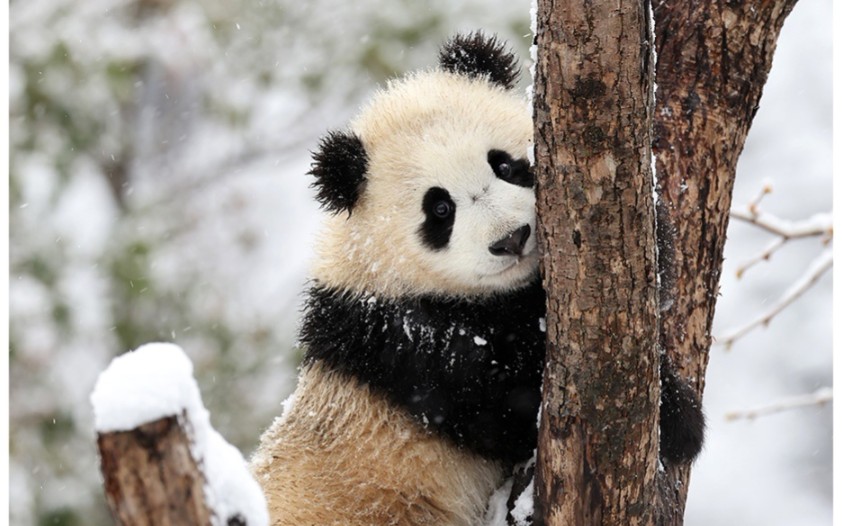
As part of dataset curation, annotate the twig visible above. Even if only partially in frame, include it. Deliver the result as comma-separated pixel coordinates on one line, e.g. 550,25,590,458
746,180,773,216
730,195,832,278
725,387,833,421
734,236,786,279
730,209,832,241
717,248,833,349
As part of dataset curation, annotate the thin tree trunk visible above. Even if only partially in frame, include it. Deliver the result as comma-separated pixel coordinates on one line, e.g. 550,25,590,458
651,0,798,521
532,0,660,524
97,415,213,526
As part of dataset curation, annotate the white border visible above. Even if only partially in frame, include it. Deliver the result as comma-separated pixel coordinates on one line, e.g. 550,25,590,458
832,0,840,524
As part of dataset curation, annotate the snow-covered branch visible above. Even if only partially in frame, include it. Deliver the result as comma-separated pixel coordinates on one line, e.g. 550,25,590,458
725,387,832,421
717,187,833,348
730,197,832,278
730,208,832,243
717,249,832,349
91,344,268,526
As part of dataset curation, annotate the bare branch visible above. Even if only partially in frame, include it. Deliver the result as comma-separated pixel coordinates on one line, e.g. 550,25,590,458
730,195,832,278
746,181,773,216
725,387,833,421
734,236,787,279
717,249,833,349
730,209,833,241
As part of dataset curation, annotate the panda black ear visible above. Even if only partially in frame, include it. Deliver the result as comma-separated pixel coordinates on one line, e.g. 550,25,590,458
308,131,368,214
439,32,520,90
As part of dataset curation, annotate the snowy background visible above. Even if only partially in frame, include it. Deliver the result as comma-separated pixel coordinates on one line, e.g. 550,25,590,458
8,0,831,524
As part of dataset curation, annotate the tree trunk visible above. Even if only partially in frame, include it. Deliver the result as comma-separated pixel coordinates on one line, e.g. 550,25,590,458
97,415,213,526
532,0,799,523
651,0,798,521
531,0,660,524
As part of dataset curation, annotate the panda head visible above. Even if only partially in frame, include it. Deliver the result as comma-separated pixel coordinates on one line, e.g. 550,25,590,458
309,33,537,299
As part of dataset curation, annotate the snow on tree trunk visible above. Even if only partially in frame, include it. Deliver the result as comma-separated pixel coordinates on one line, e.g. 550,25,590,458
91,344,269,526
531,0,660,524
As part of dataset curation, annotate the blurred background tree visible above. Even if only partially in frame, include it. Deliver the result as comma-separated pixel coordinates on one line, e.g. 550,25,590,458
9,1,530,524
8,0,830,525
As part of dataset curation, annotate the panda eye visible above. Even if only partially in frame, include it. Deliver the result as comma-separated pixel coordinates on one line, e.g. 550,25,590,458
433,200,453,218
420,187,455,250
487,149,534,188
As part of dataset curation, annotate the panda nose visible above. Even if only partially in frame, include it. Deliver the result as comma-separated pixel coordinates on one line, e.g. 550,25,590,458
489,225,531,257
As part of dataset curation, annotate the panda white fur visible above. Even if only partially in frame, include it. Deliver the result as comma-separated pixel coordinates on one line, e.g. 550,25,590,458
250,32,703,526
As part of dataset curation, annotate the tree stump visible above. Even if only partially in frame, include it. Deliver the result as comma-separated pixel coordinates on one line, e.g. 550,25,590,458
97,414,213,526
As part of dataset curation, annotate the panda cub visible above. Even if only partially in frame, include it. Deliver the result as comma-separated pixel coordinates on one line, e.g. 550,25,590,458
250,33,703,526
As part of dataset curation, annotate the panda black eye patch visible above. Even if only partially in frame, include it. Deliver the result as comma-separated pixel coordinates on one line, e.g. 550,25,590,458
488,149,534,187
420,187,456,250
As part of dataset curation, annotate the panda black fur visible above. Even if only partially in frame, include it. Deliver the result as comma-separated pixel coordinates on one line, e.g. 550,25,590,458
250,32,704,526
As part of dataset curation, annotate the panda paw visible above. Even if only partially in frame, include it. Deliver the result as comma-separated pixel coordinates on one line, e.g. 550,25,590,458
659,359,705,464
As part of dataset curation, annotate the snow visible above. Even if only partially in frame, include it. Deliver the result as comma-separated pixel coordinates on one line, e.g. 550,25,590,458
91,343,193,432
527,0,538,167
510,476,534,526
203,433,268,526
279,391,299,422
483,478,513,526
736,210,832,238
403,316,414,340
483,457,535,526
91,343,269,526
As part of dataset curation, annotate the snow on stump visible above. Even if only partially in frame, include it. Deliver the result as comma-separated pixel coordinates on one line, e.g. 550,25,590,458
91,343,269,526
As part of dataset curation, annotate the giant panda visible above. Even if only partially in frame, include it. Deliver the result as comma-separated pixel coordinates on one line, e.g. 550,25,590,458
250,32,704,526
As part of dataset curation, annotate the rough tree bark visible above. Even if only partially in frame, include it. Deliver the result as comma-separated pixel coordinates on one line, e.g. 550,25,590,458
651,0,798,522
533,0,799,524
532,0,660,524
97,415,213,526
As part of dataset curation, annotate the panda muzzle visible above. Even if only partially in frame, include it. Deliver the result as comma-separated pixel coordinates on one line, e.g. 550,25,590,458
488,225,531,257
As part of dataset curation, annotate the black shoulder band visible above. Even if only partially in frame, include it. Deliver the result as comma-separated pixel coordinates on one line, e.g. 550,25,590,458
300,281,547,464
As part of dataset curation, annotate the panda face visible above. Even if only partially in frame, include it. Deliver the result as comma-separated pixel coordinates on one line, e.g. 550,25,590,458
412,147,538,294
311,71,537,299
